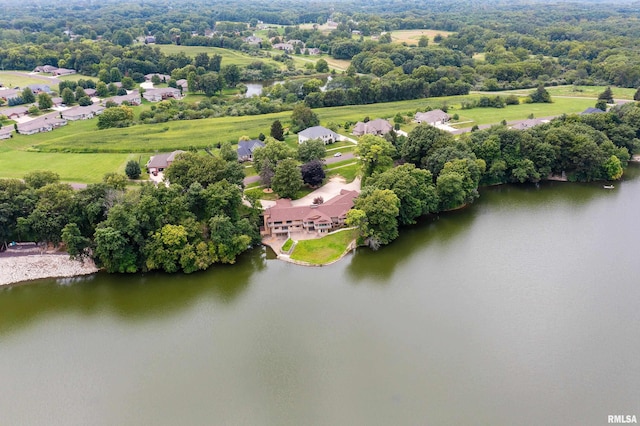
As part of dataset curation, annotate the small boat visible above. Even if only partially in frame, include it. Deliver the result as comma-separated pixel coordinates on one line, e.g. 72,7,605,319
603,185,615,189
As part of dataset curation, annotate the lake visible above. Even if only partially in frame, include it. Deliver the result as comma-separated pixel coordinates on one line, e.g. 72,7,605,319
1,165,639,425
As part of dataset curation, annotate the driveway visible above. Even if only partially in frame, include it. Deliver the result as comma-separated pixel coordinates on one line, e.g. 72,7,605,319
290,176,361,206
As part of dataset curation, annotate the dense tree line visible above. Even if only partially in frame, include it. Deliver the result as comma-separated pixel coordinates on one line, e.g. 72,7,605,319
0,154,262,272
348,102,639,249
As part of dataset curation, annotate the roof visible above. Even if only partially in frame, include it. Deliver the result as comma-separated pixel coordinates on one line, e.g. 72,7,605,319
0,88,22,99
581,107,605,115
0,126,14,137
237,139,265,158
147,150,186,169
145,73,172,82
265,189,359,224
353,118,393,135
62,104,105,117
415,109,449,123
103,91,141,105
1,106,29,117
27,84,52,93
510,118,546,130
18,114,67,133
298,126,339,139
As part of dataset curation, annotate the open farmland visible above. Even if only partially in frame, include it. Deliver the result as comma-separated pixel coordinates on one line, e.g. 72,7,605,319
156,45,285,69
389,29,454,44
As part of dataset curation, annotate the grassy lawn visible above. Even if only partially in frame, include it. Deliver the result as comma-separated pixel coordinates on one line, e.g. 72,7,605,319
451,97,596,127
156,45,285,69
0,151,141,183
290,228,358,265
0,93,598,181
326,161,359,182
281,238,293,252
289,54,351,71
476,85,637,100
389,29,454,45
0,71,59,88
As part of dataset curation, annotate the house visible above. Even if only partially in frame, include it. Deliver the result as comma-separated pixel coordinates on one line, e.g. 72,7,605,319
273,43,294,52
176,79,188,91
84,88,97,97
262,189,359,236
414,109,450,125
306,48,321,55
61,104,105,121
146,150,185,174
352,118,393,136
103,91,142,106
142,87,182,102
581,107,605,115
509,118,548,130
237,139,265,162
33,65,58,73
52,68,76,77
144,35,156,44
27,84,52,94
0,88,22,102
144,73,171,83
51,97,64,107
244,35,262,45
1,106,29,120
0,126,14,140
17,114,67,135
298,126,340,144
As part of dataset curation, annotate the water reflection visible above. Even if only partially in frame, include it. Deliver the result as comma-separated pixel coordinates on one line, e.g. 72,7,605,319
0,246,266,335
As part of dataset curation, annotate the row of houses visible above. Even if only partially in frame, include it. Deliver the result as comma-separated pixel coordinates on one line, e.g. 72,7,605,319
32,66,76,76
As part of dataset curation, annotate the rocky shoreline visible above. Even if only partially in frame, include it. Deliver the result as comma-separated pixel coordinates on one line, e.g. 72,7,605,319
0,251,99,287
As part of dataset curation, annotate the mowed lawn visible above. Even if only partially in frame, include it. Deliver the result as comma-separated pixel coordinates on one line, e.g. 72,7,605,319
156,45,285,69
0,150,141,183
477,85,637,100
290,228,358,265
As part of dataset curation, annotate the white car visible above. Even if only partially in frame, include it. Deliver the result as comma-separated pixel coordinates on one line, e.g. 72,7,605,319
333,152,342,157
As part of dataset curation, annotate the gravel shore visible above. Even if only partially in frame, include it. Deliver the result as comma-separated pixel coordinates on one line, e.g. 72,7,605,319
0,254,99,286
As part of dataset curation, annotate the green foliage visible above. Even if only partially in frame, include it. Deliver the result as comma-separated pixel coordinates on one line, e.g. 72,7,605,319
24,170,60,189
315,59,329,73
598,86,614,103
164,151,244,188
97,106,134,129
270,120,285,141
529,85,552,103
297,138,326,163
354,188,400,247
125,160,141,179
290,103,319,133
37,93,52,110
356,134,396,180
22,87,35,104
271,158,303,198
103,172,128,190
367,164,438,225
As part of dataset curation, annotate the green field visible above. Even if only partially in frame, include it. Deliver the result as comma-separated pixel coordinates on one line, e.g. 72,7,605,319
156,45,285,69
0,71,97,89
477,85,637,100
290,228,358,265
0,93,599,183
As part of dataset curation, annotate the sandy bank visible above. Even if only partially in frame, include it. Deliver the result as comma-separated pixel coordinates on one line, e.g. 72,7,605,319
0,254,98,286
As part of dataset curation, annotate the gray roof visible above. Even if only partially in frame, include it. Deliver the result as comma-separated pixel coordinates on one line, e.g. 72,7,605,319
147,150,185,169
299,126,339,139
237,139,265,158
510,118,546,130
581,107,605,115
18,113,67,133
415,109,450,124
352,118,393,135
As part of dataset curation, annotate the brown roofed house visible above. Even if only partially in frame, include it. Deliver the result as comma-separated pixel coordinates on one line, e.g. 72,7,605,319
146,150,186,175
352,118,393,136
262,189,359,237
414,109,450,125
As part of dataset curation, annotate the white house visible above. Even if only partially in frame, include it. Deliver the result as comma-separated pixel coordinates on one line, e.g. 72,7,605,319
62,104,105,121
142,87,182,102
298,126,339,144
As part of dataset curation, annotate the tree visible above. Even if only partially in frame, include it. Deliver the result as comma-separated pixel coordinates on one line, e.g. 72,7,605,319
356,134,397,179
37,93,52,110
298,139,326,163
529,85,552,103
598,86,614,103
199,72,223,96
61,223,90,260
270,120,285,141
61,87,75,106
315,59,329,73
252,138,296,174
125,160,141,179
96,81,108,97
602,155,623,180
110,68,122,83
219,142,238,162
290,103,319,133
121,77,135,90
24,170,60,189
97,106,134,129
367,164,438,225
418,35,429,47
401,124,455,166
595,100,608,111
271,158,303,198
103,172,128,190
22,87,36,104
113,30,133,47
301,160,325,187
74,86,87,101
634,87,640,101
221,64,241,87
164,151,244,188
354,188,400,246
78,96,92,106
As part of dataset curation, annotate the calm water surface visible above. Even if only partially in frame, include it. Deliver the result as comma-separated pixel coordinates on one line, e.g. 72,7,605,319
1,166,639,425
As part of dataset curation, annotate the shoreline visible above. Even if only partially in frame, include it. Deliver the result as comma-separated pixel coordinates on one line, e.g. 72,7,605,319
0,253,99,287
